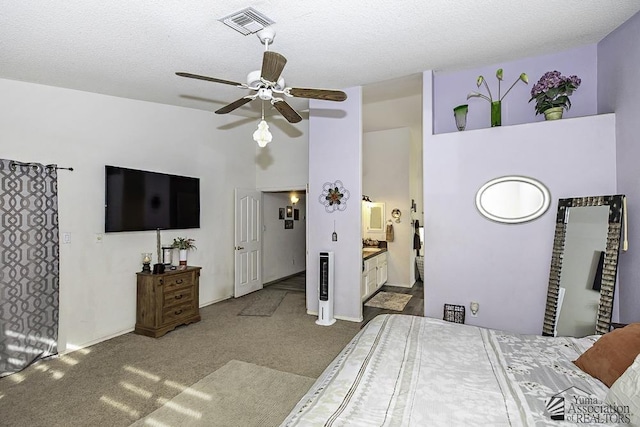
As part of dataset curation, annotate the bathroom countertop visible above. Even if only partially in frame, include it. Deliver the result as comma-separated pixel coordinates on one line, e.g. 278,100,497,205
362,247,388,260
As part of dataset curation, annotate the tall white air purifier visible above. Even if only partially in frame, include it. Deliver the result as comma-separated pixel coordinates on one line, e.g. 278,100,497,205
316,251,336,326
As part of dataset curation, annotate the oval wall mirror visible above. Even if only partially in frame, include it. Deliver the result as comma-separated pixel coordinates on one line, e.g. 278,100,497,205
475,176,551,224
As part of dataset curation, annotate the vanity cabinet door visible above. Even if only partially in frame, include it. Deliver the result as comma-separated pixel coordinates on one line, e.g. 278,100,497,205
361,269,367,301
376,254,388,287
361,258,376,299
366,267,377,297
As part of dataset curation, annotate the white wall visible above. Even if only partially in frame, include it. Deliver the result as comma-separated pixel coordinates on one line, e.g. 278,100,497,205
262,192,306,283
363,92,424,230
0,78,256,352
363,128,414,287
423,112,617,334
409,123,424,234
255,118,309,191
307,87,363,322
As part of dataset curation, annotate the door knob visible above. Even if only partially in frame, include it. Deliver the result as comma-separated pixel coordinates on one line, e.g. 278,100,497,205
236,246,245,250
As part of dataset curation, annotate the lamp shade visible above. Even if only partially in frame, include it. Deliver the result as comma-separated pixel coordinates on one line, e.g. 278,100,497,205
253,120,272,147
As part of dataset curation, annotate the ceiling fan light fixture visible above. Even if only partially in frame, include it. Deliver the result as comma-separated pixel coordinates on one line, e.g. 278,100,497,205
258,88,273,100
246,70,285,90
253,119,272,148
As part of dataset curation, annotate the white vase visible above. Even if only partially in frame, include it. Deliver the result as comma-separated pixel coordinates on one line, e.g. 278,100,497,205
179,249,188,266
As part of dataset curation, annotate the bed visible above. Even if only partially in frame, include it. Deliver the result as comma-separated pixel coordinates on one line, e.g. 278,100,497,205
281,314,634,426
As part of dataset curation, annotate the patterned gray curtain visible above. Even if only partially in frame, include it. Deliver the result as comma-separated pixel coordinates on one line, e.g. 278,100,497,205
0,159,59,377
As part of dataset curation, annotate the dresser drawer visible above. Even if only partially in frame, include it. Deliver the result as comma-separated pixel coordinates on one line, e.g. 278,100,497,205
163,286,194,308
163,272,193,292
162,301,196,324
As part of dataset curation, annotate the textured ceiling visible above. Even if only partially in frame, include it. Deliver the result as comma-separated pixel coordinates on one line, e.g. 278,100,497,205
1,1,639,118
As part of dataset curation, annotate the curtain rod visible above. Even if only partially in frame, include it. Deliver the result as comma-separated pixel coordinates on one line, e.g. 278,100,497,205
9,161,74,171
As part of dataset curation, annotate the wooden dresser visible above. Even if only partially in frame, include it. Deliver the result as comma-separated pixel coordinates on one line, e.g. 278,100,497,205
135,266,201,338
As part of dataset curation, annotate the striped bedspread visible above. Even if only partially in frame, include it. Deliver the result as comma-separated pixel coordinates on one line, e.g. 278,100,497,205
281,314,617,426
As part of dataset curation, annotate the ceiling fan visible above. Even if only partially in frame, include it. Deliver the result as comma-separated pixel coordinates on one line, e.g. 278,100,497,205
176,28,347,124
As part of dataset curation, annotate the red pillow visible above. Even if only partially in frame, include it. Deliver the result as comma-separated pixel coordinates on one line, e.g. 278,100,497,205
574,323,640,387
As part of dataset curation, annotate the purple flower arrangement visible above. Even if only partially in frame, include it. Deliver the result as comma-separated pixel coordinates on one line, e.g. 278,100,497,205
529,71,581,115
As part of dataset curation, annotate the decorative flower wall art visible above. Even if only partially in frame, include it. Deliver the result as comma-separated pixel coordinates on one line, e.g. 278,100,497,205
319,180,350,213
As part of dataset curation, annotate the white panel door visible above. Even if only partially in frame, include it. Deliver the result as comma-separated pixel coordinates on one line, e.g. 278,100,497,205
234,189,262,298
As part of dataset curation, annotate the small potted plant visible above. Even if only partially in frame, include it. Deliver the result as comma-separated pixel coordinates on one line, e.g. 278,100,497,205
529,71,581,120
171,237,196,266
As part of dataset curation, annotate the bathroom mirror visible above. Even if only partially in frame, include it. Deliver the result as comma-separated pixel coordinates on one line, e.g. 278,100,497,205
476,176,551,224
366,202,385,232
542,195,625,337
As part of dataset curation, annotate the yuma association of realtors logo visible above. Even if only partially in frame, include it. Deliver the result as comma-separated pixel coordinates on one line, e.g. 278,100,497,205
545,386,631,424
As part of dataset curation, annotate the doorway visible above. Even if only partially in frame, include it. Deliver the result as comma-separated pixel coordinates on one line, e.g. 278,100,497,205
261,190,307,295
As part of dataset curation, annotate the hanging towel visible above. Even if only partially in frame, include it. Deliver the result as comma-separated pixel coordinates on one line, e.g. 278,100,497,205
386,221,394,242
413,219,421,254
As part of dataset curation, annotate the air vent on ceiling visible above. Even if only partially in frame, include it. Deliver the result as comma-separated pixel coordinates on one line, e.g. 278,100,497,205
219,7,275,35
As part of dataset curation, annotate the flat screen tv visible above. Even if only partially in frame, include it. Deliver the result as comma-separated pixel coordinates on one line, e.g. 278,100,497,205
105,165,200,232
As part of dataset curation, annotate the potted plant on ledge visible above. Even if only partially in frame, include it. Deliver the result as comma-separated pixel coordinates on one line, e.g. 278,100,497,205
529,71,581,120
172,237,196,266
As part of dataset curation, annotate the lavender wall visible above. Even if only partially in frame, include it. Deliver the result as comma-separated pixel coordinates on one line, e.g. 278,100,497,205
423,113,617,334
598,11,640,323
434,45,598,134
307,87,363,322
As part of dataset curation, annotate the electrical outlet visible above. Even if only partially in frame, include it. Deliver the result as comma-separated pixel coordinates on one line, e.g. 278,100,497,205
470,301,479,317
62,233,71,244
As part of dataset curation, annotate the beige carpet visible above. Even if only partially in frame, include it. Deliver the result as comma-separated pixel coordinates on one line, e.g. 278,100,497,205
0,287,361,427
365,292,412,311
130,360,314,427
238,289,287,316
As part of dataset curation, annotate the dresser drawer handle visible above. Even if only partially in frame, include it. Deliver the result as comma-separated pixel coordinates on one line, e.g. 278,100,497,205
175,279,184,284
174,294,183,300
174,309,183,315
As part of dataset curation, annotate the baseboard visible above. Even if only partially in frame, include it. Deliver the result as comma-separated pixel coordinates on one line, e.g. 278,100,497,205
59,327,134,356
385,282,414,289
200,294,233,308
306,310,363,323
58,295,232,356
336,314,364,322
264,270,306,287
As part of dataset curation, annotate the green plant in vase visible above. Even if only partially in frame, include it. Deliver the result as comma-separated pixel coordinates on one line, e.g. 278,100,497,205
467,69,528,127
172,237,196,266
171,237,197,250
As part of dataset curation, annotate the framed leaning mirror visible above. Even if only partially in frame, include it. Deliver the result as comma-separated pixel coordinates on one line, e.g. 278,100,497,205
542,195,625,337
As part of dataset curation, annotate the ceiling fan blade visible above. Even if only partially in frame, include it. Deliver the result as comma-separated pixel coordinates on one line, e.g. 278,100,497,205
176,72,243,87
261,51,287,83
288,88,347,102
215,97,254,114
272,100,302,123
